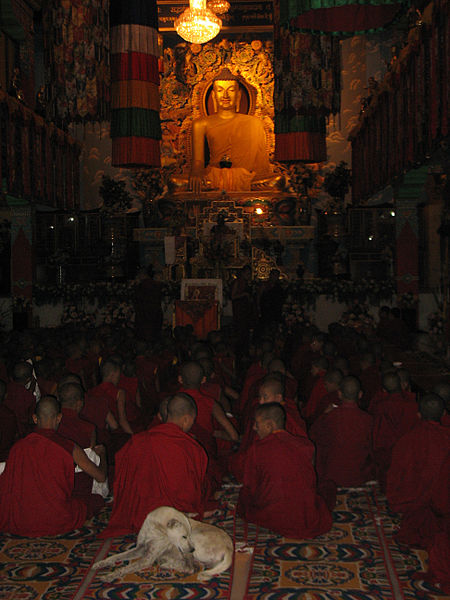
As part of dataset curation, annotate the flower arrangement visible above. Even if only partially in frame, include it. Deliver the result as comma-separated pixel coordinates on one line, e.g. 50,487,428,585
33,278,395,310
427,311,445,336
61,305,96,328
282,297,312,332
323,161,352,201
398,292,416,308
339,302,375,332
97,301,135,328
99,175,133,214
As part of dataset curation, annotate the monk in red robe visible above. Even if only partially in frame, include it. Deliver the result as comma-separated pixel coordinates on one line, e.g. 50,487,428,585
307,368,343,426
302,357,329,422
433,382,450,427
310,376,374,487
5,361,36,438
372,371,419,488
82,360,124,453
359,353,381,410
0,380,17,461
386,394,450,548
237,403,332,539
100,394,209,538
0,396,106,537
229,374,308,483
58,382,98,496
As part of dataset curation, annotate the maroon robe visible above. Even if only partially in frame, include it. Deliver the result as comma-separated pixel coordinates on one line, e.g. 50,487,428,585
237,430,332,539
0,403,18,461
310,402,374,487
386,421,450,548
238,363,266,416
303,374,327,422
372,391,419,483
359,364,381,409
118,374,144,432
58,407,97,497
99,423,208,538
5,381,35,438
308,390,340,425
229,401,309,483
59,407,95,448
0,429,87,536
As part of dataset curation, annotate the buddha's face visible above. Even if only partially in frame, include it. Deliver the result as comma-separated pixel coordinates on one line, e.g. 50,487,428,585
213,80,239,111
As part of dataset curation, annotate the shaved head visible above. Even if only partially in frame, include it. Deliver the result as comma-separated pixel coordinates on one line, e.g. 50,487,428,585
13,361,33,384
167,393,197,420
180,362,204,388
340,376,361,402
255,402,286,429
268,359,286,374
58,382,84,408
419,393,444,421
325,368,343,385
432,382,450,406
260,374,284,397
35,395,61,424
382,371,401,393
158,396,170,422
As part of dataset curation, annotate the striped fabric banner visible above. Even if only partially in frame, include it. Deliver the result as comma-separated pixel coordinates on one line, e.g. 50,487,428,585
110,0,161,167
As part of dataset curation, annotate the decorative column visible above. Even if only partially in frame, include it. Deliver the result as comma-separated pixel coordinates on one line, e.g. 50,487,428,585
110,0,162,167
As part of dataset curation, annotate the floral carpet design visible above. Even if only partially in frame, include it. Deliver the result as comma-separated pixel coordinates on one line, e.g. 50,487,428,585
0,484,448,600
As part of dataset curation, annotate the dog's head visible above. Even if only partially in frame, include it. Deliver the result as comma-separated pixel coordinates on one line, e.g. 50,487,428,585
166,518,195,554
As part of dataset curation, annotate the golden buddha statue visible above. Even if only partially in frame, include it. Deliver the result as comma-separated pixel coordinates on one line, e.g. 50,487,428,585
172,68,283,193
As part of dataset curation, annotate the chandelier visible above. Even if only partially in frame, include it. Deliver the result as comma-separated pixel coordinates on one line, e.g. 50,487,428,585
207,0,230,14
175,0,222,44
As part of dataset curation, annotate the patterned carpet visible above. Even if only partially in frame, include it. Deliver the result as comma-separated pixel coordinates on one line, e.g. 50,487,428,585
0,484,449,600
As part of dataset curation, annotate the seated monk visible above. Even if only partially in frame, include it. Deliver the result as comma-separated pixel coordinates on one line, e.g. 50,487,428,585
310,376,374,487
82,359,123,451
306,368,343,426
386,394,450,548
432,382,450,427
57,382,98,497
178,361,238,489
397,367,416,402
0,380,17,461
237,403,332,539
100,394,209,538
174,68,281,193
372,371,420,489
229,374,308,483
0,396,106,537
359,352,381,411
302,357,329,423
5,361,36,438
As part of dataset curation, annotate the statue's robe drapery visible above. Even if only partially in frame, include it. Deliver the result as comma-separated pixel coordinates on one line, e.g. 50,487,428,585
205,114,271,191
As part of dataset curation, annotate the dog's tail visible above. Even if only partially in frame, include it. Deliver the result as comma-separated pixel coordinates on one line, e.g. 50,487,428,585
197,549,233,581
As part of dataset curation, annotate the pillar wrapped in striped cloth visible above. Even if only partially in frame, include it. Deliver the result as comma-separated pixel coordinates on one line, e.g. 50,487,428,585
110,1,161,167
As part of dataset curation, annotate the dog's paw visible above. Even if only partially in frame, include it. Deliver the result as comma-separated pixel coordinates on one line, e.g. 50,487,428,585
197,571,213,582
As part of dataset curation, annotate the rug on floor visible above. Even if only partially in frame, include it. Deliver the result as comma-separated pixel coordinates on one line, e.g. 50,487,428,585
0,483,448,600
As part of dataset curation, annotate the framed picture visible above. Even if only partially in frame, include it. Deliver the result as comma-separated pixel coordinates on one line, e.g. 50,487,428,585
181,278,223,307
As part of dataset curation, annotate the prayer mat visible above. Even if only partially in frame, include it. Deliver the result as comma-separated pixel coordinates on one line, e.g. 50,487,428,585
0,484,449,600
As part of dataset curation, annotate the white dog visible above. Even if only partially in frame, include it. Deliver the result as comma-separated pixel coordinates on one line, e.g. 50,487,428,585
94,506,233,582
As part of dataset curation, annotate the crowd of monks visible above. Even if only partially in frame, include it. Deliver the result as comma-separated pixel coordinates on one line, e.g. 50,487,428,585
0,310,448,592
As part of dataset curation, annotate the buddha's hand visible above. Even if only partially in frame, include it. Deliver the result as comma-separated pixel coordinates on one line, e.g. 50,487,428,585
189,171,204,194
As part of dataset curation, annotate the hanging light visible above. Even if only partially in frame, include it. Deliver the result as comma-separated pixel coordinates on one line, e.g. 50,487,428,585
207,0,230,15
175,0,222,44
